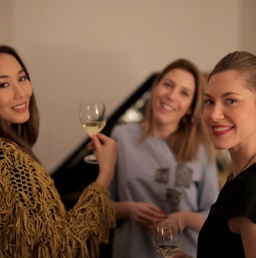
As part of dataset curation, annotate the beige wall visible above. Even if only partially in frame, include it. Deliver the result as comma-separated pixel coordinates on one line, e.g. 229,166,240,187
1,0,256,174
0,1,11,43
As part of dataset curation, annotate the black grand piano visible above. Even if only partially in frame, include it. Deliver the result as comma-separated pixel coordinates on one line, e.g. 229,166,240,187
51,73,157,258
51,73,157,210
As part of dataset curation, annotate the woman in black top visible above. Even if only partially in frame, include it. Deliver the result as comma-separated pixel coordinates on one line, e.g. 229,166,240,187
179,51,256,258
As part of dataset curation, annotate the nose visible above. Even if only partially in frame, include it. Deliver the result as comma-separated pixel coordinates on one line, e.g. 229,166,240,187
166,88,177,100
13,82,25,99
209,103,225,121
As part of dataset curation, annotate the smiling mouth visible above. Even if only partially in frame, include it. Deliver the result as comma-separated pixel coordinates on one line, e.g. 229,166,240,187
212,126,232,132
162,102,175,111
212,125,234,136
12,102,27,110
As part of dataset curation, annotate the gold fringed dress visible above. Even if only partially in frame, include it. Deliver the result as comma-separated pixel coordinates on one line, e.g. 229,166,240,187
0,138,115,258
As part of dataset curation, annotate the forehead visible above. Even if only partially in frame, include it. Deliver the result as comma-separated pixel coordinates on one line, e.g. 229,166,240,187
206,70,247,93
163,68,195,87
0,53,22,75
164,68,193,78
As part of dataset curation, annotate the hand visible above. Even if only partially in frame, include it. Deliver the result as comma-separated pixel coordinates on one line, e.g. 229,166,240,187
91,133,117,188
167,211,187,231
127,202,167,229
168,211,205,232
173,251,193,258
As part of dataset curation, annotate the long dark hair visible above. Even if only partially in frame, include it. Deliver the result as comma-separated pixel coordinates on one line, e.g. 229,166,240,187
0,45,40,162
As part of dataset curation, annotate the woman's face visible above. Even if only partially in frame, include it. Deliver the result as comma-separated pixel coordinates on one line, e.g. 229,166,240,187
151,68,195,129
0,53,32,125
203,70,256,151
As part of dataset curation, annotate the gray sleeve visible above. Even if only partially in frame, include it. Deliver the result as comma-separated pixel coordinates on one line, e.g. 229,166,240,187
109,126,120,201
198,153,219,218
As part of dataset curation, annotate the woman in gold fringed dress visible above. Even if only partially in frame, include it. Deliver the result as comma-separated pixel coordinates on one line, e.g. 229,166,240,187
0,45,117,258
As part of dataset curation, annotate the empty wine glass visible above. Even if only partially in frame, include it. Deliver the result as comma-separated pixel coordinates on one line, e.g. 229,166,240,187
152,218,182,258
79,99,107,164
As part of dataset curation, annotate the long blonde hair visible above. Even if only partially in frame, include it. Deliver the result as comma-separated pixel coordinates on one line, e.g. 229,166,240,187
140,59,213,162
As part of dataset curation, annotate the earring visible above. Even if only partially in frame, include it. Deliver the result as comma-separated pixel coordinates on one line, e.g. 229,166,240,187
182,115,195,123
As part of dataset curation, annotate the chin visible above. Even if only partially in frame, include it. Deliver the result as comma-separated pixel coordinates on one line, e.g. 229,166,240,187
212,142,229,150
210,136,227,149
16,115,30,124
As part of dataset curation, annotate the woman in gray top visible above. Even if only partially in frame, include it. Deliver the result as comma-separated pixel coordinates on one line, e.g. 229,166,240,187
110,59,219,258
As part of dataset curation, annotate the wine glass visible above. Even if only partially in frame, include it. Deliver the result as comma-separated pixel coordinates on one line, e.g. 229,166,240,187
152,218,182,258
79,99,107,164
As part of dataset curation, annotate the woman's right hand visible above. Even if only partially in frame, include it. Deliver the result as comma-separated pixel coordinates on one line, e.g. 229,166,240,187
127,202,167,229
173,251,193,258
90,133,117,189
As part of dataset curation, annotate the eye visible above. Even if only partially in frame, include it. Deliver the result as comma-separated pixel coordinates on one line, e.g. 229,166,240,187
204,99,214,105
19,75,28,82
226,98,237,105
181,90,190,97
163,81,173,88
0,82,9,88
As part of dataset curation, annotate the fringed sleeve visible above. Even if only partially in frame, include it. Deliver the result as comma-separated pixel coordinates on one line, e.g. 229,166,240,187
0,138,115,258
68,183,116,258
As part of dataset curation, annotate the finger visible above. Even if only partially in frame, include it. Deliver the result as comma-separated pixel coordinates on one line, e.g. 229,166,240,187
96,133,110,143
137,218,152,229
137,213,155,224
90,134,101,149
147,204,166,213
86,141,94,150
146,208,167,219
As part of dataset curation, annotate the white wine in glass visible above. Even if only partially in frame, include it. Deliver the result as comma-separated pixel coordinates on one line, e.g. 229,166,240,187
81,121,106,135
152,218,182,258
79,99,107,164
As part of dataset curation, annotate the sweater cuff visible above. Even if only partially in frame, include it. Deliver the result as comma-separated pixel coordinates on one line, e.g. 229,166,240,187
88,182,110,197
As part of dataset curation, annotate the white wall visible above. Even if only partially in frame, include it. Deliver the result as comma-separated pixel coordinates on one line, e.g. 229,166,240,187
1,0,256,174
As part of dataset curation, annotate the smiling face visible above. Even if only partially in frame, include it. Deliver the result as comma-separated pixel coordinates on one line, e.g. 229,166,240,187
151,68,195,132
203,70,256,151
0,53,32,125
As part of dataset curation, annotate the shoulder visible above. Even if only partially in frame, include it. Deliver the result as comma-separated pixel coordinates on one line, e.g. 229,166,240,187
196,143,212,161
0,138,19,157
214,165,256,222
0,137,12,147
0,138,31,166
111,123,140,138
0,138,22,179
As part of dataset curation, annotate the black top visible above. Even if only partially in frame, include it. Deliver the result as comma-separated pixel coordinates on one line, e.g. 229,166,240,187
197,163,256,258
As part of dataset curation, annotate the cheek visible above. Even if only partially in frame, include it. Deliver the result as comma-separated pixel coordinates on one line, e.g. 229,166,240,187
25,84,33,99
152,84,166,97
181,98,193,113
151,98,158,113
0,92,11,110
202,109,209,124
151,89,160,106
0,103,9,121
151,87,158,99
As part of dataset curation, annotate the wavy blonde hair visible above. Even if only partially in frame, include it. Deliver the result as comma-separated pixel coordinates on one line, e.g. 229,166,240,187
140,59,213,162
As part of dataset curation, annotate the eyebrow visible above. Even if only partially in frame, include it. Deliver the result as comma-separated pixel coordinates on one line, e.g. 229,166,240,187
204,92,240,98
0,69,25,79
163,78,193,93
